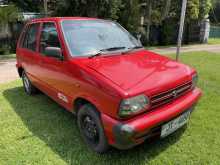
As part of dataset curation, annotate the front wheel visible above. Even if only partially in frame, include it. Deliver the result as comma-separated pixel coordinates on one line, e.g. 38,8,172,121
77,104,109,153
22,71,38,95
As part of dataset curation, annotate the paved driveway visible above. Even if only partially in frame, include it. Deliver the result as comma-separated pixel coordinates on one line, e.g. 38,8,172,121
153,44,220,54
0,59,19,84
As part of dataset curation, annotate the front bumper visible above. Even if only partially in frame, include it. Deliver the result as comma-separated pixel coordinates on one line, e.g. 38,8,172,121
101,88,202,149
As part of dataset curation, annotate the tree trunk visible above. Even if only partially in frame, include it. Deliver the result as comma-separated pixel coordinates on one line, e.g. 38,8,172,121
146,0,152,44
162,0,171,21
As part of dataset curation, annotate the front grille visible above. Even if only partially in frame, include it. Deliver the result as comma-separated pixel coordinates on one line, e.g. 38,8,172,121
150,81,192,109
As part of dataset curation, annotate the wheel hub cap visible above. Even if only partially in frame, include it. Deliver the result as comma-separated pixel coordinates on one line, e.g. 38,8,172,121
83,116,99,142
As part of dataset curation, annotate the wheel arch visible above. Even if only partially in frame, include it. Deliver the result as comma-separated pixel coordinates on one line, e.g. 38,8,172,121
73,96,101,115
18,67,24,78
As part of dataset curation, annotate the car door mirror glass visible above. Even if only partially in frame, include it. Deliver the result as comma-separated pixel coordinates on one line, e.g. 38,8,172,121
44,47,63,60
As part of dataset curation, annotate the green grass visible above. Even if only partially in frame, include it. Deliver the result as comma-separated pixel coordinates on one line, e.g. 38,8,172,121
0,54,16,60
208,38,220,45
1,51,220,164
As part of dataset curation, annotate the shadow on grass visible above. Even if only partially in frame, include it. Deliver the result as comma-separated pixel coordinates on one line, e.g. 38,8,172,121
3,86,186,164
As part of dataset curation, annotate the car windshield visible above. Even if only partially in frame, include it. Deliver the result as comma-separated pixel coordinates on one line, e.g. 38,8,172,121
61,20,142,57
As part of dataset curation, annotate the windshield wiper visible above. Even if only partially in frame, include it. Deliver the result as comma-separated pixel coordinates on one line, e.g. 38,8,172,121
131,46,144,49
88,51,103,59
100,46,126,52
88,46,143,58
88,47,126,59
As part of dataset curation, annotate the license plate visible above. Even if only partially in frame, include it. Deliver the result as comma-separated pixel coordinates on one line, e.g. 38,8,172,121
161,110,191,138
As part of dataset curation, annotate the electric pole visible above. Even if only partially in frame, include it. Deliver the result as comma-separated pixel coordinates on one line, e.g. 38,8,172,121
176,0,187,61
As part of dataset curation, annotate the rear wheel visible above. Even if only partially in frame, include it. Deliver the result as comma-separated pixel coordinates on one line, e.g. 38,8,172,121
77,104,109,153
22,71,38,95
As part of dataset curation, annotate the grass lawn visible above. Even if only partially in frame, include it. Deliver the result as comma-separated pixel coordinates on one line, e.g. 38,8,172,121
0,54,16,60
208,38,220,45
1,51,220,164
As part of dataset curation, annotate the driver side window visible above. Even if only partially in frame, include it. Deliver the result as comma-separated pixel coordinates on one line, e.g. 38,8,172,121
40,22,61,55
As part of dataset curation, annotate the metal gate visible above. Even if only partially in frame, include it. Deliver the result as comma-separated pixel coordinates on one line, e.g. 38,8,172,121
210,26,220,38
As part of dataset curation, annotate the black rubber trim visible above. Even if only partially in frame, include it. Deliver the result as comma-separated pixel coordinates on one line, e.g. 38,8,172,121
112,124,137,149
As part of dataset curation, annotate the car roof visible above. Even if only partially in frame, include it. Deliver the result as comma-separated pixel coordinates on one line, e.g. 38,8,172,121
30,17,100,23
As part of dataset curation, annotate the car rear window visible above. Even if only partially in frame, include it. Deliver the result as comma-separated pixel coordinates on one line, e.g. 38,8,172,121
22,23,40,51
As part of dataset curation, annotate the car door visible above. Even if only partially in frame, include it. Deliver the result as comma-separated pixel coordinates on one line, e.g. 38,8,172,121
37,21,75,110
18,23,41,83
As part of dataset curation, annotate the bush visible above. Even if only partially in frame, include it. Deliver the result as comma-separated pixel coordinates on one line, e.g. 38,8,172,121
0,45,11,55
160,19,178,45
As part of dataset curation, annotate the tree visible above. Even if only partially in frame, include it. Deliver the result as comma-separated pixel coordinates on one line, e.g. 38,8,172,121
119,0,140,32
10,0,42,12
186,0,200,21
162,0,172,20
140,0,173,44
0,4,21,24
0,4,21,53
54,0,140,32
145,0,152,43
199,0,212,20
209,0,220,23
54,0,122,19
43,0,213,45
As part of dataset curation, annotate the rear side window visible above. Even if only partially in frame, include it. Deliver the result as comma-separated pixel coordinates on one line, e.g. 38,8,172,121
40,22,61,55
22,23,40,51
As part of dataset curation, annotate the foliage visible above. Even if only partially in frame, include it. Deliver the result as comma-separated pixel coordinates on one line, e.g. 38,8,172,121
161,18,178,45
199,0,212,20
10,0,42,12
186,0,200,21
209,0,220,24
0,4,21,54
142,0,210,25
119,0,140,32
166,0,200,21
0,45,11,55
54,0,122,19
0,4,21,24
54,0,140,32
150,0,172,25
2,0,213,47
105,0,122,20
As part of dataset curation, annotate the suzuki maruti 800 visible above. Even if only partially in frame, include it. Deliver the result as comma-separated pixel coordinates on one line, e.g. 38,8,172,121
16,17,202,153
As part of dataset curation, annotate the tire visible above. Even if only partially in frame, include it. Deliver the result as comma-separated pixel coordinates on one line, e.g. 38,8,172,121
22,71,38,95
77,104,109,153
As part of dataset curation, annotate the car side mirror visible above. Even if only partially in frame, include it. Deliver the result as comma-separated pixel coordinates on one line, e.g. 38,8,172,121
44,47,63,60
132,32,142,45
135,34,142,43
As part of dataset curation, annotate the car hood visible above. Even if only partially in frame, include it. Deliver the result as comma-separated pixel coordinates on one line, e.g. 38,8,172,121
85,49,192,95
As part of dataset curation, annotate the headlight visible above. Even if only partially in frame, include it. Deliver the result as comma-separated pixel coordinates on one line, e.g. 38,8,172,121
192,73,198,89
119,94,150,118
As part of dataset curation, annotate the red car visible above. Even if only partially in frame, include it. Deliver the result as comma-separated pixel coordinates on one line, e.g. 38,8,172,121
16,17,202,153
